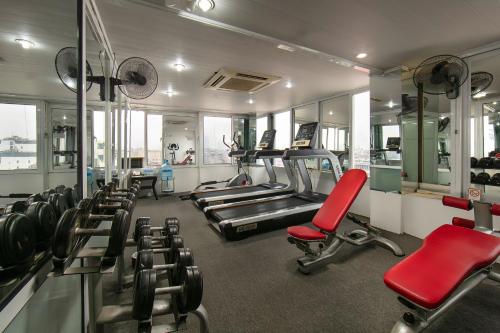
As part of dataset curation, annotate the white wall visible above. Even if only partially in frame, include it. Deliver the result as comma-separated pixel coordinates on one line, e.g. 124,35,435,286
0,173,43,194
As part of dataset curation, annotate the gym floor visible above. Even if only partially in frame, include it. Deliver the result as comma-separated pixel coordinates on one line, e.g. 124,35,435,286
103,196,500,333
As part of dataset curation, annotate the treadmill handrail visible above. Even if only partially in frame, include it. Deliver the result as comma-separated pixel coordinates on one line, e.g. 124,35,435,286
283,149,333,160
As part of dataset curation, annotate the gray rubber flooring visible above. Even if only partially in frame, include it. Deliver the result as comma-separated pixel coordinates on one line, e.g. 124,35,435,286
102,195,500,333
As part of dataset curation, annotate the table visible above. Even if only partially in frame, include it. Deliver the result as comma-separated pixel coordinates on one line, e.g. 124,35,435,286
131,175,158,200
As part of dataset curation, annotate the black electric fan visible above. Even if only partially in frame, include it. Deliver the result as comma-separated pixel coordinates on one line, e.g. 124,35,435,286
55,47,158,101
413,55,468,100
471,71,493,97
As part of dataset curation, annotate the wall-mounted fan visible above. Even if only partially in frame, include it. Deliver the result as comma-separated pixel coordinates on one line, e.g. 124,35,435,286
471,71,493,97
413,55,468,100
55,47,158,102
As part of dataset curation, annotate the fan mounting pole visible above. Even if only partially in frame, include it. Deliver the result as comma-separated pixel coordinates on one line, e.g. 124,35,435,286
104,53,113,183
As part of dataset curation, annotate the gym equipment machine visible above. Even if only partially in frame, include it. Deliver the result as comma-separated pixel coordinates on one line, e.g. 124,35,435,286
442,195,500,234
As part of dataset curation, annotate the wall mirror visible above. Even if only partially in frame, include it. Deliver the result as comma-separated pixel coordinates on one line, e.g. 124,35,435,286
293,103,319,169
320,95,350,171
164,115,197,166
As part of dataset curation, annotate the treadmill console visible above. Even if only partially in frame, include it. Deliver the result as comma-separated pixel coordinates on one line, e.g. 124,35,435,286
257,129,276,149
386,137,400,150
291,122,319,149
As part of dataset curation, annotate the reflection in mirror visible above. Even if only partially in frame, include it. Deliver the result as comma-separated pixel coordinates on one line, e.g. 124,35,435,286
294,103,319,169
370,73,401,192
165,115,197,166
469,49,500,198
52,108,77,169
320,96,349,170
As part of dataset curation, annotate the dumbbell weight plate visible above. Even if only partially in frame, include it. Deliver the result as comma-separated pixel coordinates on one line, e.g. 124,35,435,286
171,248,194,285
132,268,157,321
26,193,43,205
134,249,154,277
134,217,152,243
52,208,82,261
48,193,68,219
63,187,76,208
55,185,65,194
176,266,203,313
103,209,131,258
5,201,29,214
0,213,36,267
41,189,55,201
25,201,57,243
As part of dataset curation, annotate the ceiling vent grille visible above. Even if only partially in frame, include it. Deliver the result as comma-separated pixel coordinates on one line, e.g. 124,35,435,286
204,67,281,92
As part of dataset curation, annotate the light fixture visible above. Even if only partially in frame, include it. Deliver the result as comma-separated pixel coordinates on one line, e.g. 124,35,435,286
63,115,67,120
247,98,254,104
162,89,177,97
496,122,500,126
439,115,445,120
387,100,395,108
388,119,392,123
197,0,215,12
329,111,333,115
493,101,498,105
285,81,293,89
473,92,487,98
184,127,188,131
15,38,34,49
356,52,367,59
277,44,295,52
172,63,186,72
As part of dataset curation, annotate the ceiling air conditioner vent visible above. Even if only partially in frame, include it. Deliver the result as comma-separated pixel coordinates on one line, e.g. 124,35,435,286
204,67,281,92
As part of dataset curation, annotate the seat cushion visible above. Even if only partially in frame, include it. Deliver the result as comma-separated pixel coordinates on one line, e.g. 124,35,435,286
287,226,326,240
312,169,367,232
384,224,500,309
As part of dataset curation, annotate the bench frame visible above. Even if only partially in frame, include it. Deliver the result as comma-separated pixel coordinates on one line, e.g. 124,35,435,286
288,214,404,274
390,264,500,333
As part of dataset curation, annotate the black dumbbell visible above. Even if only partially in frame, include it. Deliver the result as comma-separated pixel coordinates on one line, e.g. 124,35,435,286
132,234,185,267
0,213,36,268
102,184,139,198
41,189,56,201
55,185,65,194
93,190,136,214
132,266,203,321
48,193,69,219
26,193,43,205
134,247,194,285
133,217,179,243
52,207,130,267
79,197,133,216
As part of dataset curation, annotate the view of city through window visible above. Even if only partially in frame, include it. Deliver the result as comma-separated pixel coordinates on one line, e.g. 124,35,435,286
0,103,37,170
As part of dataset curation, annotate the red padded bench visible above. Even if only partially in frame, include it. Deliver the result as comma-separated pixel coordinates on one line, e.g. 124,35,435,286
287,169,404,274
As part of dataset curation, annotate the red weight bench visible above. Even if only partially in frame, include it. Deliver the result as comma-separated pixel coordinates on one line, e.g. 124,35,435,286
287,169,404,274
442,195,500,234
384,224,500,333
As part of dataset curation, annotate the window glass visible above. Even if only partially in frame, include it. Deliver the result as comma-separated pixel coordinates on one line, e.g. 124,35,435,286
273,111,291,166
147,114,163,166
320,96,350,170
0,103,37,170
130,111,145,158
93,111,105,168
164,115,197,166
203,116,232,164
52,108,76,169
352,91,370,173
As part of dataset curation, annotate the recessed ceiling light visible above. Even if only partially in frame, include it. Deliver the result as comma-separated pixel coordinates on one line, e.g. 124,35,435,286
184,127,188,131
356,52,367,59
172,63,186,72
439,115,445,120
247,98,254,104
277,44,295,52
493,101,497,105
473,92,487,98
285,81,293,89
388,119,392,123
197,0,215,12
387,100,395,108
162,89,177,97
15,39,34,49
329,111,333,115
63,115,67,120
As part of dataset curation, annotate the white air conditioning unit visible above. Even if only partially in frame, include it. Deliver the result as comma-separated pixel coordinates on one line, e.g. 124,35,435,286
203,67,281,92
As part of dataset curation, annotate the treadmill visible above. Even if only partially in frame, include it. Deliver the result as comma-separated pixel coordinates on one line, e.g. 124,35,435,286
190,130,296,209
204,122,344,241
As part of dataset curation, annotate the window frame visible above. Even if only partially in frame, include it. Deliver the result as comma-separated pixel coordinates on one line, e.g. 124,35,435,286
0,98,43,175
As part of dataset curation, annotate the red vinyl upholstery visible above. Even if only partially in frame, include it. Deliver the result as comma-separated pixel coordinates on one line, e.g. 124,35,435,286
442,196,472,211
451,217,475,229
287,226,326,240
287,169,367,240
491,203,500,216
384,225,500,309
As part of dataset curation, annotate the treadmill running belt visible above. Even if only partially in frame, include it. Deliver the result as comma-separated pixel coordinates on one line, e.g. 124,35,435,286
193,185,268,200
211,196,311,221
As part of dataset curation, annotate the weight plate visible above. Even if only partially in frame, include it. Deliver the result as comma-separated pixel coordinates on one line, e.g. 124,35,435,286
168,235,184,264
26,193,43,205
134,250,154,277
137,236,152,251
63,187,75,208
165,217,180,232
52,208,80,260
104,209,130,257
172,248,194,285
177,266,203,313
41,189,55,201
55,185,65,194
25,201,57,241
134,217,151,242
132,268,156,321
0,213,36,267
6,201,28,214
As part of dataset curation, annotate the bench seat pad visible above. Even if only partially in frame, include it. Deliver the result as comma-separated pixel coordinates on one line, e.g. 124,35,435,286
287,226,326,240
384,224,500,309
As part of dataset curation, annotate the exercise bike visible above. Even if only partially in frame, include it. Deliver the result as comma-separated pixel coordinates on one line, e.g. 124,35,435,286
167,143,179,164
196,132,252,190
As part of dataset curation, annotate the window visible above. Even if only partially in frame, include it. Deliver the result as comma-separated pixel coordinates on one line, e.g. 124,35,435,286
203,116,232,164
273,111,291,166
255,116,268,165
352,91,370,172
93,111,105,168
0,103,37,170
130,111,145,158
147,114,163,166
484,115,495,157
